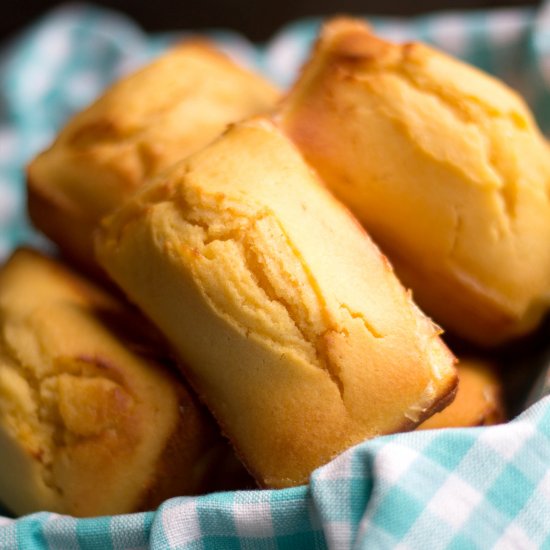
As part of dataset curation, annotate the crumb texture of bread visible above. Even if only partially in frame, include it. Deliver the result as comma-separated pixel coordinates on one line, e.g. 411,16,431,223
418,358,505,430
96,118,457,488
0,249,232,517
278,18,550,346
27,42,280,272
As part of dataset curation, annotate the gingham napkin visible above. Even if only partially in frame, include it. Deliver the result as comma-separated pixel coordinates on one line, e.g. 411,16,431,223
2,398,550,549
2,3,550,549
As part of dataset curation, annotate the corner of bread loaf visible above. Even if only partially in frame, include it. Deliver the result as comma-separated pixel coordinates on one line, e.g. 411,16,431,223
278,17,401,117
168,37,226,58
94,173,171,258
401,300,458,427
318,17,402,67
320,16,373,42
410,373,459,431
318,18,463,74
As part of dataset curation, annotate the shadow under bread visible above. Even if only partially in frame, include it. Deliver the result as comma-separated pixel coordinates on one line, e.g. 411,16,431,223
443,311,550,419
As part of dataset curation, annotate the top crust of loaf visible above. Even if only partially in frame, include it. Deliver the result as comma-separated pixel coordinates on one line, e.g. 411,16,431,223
0,249,223,516
278,18,550,345
96,117,457,488
27,42,280,273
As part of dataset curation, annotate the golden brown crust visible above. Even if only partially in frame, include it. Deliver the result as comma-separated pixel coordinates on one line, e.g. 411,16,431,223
27,175,107,281
27,41,280,276
385,247,545,347
0,248,243,517
137,380,252,510
277,18,550,346
96,117,457,488
418,359,505,430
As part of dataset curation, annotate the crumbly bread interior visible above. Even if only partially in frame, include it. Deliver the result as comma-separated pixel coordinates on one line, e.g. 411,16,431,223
96,118,457,488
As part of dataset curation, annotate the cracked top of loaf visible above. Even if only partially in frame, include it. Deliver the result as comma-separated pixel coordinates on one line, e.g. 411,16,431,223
0,248,225,517
96,117,457,488
278,18,550,346
26,41,280,272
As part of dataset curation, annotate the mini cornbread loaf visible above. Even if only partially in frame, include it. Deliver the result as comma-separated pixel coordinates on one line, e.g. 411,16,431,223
277,18,550,346
95,117,457,488
27,42,279,273
0,249,240,517
418,359,505,430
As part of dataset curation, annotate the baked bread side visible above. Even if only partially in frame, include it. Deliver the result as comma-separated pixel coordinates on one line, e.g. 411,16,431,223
27,42,280,274
277,18,550,346
96,117,457,488
0,248,239,517
418,359,505,430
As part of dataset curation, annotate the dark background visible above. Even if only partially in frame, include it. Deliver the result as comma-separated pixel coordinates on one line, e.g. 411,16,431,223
1,0,543,43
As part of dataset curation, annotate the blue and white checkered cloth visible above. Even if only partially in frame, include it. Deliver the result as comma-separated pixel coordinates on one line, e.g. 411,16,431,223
1,398,550,548
2,3,550,548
